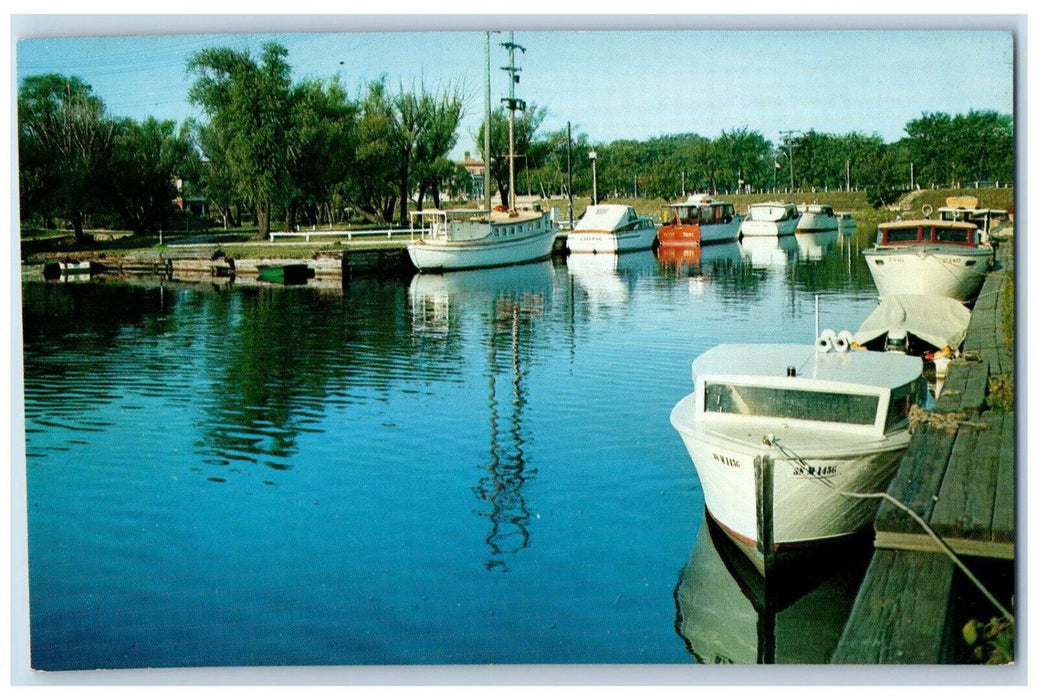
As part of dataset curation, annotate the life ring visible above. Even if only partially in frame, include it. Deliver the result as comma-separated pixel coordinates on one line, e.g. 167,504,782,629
921,204,933,217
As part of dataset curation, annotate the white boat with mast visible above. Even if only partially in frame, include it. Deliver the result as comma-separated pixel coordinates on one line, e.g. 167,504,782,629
407,32,557,273
669,336,927,573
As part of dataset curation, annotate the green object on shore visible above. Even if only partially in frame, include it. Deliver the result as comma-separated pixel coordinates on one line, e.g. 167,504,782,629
257,263,311,285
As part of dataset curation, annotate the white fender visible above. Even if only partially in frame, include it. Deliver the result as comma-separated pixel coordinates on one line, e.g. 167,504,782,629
816,328,836,353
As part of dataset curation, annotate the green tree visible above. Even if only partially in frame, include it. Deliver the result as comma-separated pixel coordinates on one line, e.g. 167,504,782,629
284,77,357,229
108,117,197,235
187,42,295,237
18,74,115,240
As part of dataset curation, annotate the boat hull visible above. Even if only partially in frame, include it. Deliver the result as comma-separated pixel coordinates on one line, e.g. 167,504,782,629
657,218,742,247
408,224,558,272
739,217,799,237
669,393,908,572
566,224,658,254
796,211,839,233
863,246,992,301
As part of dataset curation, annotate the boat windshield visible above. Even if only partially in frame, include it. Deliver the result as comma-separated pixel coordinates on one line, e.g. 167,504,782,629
880,227,920,244
703,382,879,426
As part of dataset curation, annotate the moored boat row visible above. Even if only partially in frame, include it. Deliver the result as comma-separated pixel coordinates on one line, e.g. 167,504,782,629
668,194,1002,576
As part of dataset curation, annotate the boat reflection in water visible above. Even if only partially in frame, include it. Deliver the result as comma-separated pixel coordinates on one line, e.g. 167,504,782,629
739,234,799,268
794,229,839,261
409,261,554,571
674,515,871,664
566,248,658,311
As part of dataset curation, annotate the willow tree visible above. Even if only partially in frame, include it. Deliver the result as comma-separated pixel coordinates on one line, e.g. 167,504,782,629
187,42,295,237
18,74,114,239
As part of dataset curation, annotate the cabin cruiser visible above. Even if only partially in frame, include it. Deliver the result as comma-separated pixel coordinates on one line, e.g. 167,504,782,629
739,202,801,237
658,194,742,246
566,204,658,254
863,218,993,302
795,203,839,233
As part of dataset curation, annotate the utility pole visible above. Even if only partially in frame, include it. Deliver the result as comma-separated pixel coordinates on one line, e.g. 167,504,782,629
779,130,798,192
567,121,574,227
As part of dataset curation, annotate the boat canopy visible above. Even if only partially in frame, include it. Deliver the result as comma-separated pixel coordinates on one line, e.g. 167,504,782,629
573,204,650,232
853,295,971,351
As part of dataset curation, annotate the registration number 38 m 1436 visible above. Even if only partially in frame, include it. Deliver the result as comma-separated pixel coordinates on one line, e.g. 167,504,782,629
792,464,838,478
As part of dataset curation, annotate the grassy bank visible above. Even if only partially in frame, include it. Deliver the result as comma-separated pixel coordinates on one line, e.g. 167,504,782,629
20,186,1014,262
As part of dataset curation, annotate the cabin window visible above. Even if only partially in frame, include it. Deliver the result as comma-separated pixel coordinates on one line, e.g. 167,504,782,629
703,382,880,425
885,380,923,432
934,227,972,244
883,228,920,244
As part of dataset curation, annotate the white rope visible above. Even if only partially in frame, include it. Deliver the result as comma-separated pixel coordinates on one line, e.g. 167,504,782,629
764,437,1014,623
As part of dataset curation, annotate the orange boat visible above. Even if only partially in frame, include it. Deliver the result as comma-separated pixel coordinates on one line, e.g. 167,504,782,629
658,193,743,247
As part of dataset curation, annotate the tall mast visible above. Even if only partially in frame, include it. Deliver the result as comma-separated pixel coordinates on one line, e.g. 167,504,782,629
500,32,525,212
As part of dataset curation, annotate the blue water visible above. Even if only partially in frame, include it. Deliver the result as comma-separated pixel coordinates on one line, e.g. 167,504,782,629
20,230,883,669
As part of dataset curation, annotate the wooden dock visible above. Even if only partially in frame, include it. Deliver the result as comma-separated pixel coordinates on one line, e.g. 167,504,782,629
832,236,1015,663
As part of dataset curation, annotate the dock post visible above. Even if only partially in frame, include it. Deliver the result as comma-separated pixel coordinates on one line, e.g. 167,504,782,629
755,454,776,574
754,453,776,663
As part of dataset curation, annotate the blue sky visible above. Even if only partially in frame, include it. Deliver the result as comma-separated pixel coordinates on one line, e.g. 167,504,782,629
12,15,1017,159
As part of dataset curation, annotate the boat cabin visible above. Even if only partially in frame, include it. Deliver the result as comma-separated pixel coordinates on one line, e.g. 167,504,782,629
692,344,926,437
798,203,836,216
575,204,654,232
747,202,798,222
875,220,981,247
662,196,736,227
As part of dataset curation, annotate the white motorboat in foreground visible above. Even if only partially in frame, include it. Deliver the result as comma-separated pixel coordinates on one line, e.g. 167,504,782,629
407,207,558,272
795,203,839,233
670,342,927,573
863,218,993,302
566,204,658,254
739,202,801,237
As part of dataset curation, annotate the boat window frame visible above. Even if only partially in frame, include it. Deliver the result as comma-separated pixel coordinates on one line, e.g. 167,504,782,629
697,373,892,434
701,378,880,427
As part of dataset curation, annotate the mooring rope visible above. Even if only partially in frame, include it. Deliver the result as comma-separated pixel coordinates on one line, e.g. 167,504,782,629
763,436,1014,623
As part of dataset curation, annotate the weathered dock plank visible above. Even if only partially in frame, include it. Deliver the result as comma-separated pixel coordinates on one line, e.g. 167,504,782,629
934,359,988,417
831,550,955,664
874,422,957,534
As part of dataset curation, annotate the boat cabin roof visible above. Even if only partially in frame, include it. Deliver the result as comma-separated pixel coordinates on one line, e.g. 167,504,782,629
573,204,647,232
880,218,977,231
691,343,923,390
664,193,733,208
799,203,835,214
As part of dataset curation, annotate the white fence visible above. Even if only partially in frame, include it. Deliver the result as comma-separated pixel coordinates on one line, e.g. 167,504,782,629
268,227,412,242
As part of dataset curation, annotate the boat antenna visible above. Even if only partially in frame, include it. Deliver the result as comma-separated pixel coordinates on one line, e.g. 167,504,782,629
500,32,526,212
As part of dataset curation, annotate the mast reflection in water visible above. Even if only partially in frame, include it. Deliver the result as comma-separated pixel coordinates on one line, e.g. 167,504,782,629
410,264,552,572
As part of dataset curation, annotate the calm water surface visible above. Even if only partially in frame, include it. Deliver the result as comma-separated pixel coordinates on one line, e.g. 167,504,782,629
22,226,883,669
